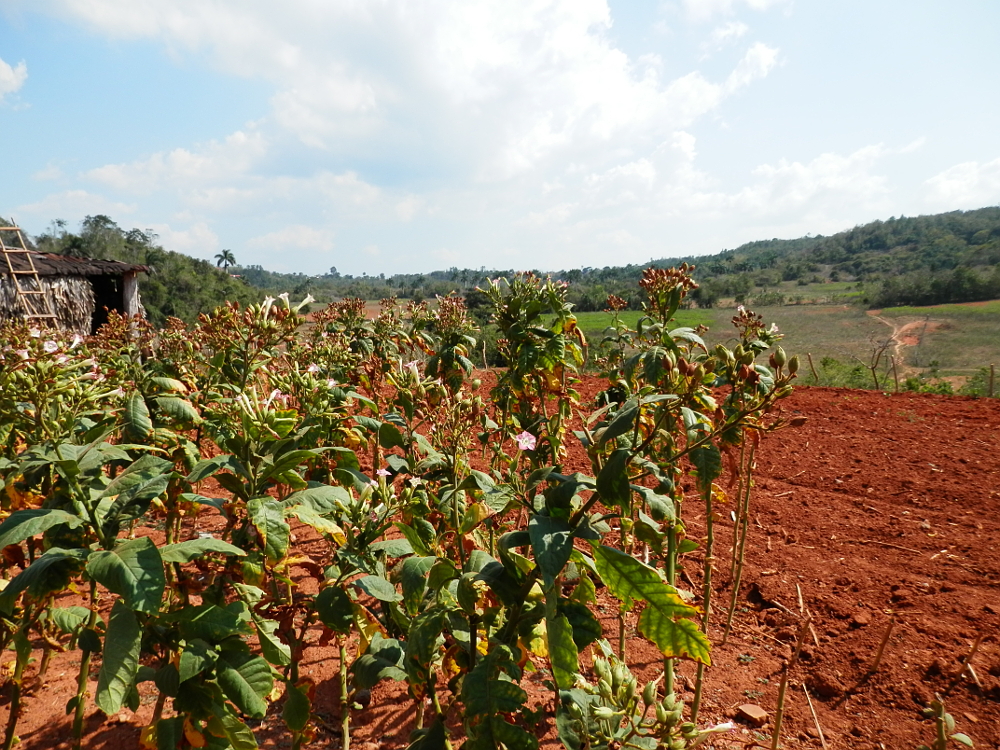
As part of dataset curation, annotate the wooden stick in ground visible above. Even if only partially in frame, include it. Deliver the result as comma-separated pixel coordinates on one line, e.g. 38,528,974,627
770,615,812,750
868,617,895,675
802,684,828,750
807,352,819,384
944,633,985,696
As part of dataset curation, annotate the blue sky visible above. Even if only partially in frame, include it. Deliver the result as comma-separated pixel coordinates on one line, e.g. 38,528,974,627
1,0,998,276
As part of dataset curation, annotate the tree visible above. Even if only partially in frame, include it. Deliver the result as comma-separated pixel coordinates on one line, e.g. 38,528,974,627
215,249,236,270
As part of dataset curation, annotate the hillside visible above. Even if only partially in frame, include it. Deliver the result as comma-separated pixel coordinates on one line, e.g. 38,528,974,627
230,207,1000,311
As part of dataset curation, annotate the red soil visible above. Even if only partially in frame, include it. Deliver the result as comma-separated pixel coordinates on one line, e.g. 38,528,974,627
4,384,1000,750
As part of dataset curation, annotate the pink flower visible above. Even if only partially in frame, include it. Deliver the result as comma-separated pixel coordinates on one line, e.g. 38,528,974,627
43,340,58,353
307,363,320,374
376,468,391,477
514,431,536,451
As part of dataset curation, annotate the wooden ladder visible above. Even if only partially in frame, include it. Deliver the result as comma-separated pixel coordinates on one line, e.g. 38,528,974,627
0,222,59,326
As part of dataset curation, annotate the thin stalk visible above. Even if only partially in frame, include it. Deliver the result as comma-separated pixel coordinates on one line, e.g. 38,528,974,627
72,580,100,749
664,519,677,696
339,639,350,750
771,616,811,750
3,618,33,750
690,480,716,724
723,441,756,643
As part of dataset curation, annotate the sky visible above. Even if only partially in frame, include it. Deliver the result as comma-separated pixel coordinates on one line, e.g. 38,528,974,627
1,1,998,277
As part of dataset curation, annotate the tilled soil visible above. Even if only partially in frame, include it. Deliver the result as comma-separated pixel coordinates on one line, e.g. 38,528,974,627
4,384,1000,749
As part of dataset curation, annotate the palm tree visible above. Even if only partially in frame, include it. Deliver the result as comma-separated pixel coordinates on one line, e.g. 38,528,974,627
215,249,236,270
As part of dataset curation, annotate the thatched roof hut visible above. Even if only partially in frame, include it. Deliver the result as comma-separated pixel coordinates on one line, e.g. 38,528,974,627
1,251,149,335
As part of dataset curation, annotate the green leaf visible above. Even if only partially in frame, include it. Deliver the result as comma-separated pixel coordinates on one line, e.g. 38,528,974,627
598,400,639,448
282,484,351,513
49,606,91,635
369,538,414,558
558,600,602,651
216,652,273,719
124,391,153,439
404,609,446,699
96,600,141,715
315,587,354,635
253,614,291,666
547,613,579,691
154,396,202,424
151,376,188,394
394,522,431,557
159,538,246,563
0,547,87,615
155,716,185,750
378,421,406,449
528,515,574,589
185,455,234,483
178,640,216,682
86,537,165,614
400,556,436,616
248,498,290,562
462,645,537,750
217,707,260,750
283,683,311,732
169,602,253,643
596,449,631,509
288,504,344,537
0,509,84,549
354,574,402,602
406,719,450,750
950,733,974,747
591,544,709,664
351,634,406,690
689,443,722,493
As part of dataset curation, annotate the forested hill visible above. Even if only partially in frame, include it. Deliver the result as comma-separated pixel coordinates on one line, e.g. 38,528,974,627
232,206,1000,311
10,216,260,326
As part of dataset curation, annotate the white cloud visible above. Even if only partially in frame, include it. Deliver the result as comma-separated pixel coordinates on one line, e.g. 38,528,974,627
0,57,27,103
702,21,749,56
247,224,334,253
924,158,1000,210
16,189,135,220
725,42,779,92
683,0,791,24
85,129,267,194
146,221,219,258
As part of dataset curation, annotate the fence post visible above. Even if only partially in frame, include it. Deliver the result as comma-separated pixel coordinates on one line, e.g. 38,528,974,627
990,364,995,397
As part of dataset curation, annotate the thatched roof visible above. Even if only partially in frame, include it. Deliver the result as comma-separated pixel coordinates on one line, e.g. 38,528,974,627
0,251,149,277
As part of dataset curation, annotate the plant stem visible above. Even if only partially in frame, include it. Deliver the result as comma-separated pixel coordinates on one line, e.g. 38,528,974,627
339,639,350,750
724,441,756,643
72,589,99,748
771,616,811,750
690,480,715,724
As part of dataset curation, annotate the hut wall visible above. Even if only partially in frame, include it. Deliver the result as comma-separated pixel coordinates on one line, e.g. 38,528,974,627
0,276,95,335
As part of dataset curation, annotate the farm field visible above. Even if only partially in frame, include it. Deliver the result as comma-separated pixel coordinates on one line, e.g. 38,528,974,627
5,380,1000,750
1,274,998,750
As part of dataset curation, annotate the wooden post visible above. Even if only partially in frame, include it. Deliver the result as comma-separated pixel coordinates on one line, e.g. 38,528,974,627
123,272,142,318
990,364,995,397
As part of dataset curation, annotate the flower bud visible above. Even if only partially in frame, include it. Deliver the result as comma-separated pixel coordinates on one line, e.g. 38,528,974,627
655,703,668,725
642,680,658,707
788,355,800,375
773,346,787,367
593,706,618,722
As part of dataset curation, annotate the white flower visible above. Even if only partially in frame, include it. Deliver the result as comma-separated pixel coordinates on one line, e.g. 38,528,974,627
514,431,537,451
28,328,40,338
43,340,59,353
408,477,423,488
197,532,215,540
376,468,391,477
768,322,779,334
736,305,746,314
278,292,290,308
293,294,315,313
16,349,29,360
307,363,320,374
326,379,339,389
404,360,420,378
265,388,282,407
69,334,84,350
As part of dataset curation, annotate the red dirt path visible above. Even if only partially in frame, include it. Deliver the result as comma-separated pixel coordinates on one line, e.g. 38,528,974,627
4,384,1000,749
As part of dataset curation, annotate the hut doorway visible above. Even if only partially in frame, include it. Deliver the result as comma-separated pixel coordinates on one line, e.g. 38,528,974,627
89,275,124,333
